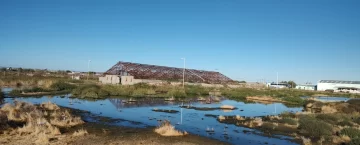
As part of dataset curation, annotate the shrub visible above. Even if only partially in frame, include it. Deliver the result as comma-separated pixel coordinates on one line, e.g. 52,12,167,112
347,99,360,105
50,81,76,91
337,120,353,127
185,85,209,96
167,89,186,97
280,118,297,125
316,114,340,125
72,84,106,98
299,116,332,138
355,117,360,125
349,138,360,145
279,112,296,118
340,128,360,139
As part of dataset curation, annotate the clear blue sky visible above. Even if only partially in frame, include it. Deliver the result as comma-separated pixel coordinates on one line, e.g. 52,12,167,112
1,0,359,84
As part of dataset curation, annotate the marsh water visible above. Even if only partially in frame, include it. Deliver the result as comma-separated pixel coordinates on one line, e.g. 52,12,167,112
1,88,325,145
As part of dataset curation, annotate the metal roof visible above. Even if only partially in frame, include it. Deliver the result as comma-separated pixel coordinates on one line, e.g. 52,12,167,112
104,61,234,84
319,80,360,84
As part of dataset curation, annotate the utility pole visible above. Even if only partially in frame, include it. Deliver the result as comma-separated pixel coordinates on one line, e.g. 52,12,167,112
181,58,186,88
87,60,91,80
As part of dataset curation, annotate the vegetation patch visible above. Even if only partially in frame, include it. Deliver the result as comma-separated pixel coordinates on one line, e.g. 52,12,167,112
298,116,332,139
340,128,360,139
0,101,85,144
154,120,188,136
279,118,297,125
152,108,179,114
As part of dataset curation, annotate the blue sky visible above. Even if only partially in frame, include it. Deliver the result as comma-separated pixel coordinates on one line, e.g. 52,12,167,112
1,0,359,84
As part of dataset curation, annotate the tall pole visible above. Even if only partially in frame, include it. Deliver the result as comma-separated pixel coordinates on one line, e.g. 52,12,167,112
181,58,186,88
277,72,279,88
180,58,185,125
275,72,278,114
87,60,91,80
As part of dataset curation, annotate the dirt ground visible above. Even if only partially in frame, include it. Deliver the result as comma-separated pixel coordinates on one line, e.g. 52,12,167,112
0,122,228,145
68,123,228,145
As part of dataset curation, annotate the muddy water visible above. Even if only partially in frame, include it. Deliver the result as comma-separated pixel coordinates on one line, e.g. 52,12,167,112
1,88,302,145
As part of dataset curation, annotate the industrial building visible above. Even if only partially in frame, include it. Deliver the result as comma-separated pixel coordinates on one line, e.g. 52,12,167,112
296,84,317,91
99,61,233,85
317,80,360,93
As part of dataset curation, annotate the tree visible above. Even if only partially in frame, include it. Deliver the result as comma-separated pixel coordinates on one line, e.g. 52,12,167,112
280,81,297,88
287,81,297,88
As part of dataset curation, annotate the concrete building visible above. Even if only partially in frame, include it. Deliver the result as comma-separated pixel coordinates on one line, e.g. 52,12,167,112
99,61,233,85
296,84,316,91
317,80,360,93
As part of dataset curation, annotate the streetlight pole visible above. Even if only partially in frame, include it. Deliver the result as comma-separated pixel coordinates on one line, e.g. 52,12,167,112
87,60,91,80
180,58,186,125
181,58,186,88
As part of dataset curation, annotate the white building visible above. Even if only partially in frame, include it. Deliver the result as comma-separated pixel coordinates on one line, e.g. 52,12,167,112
266,83,289,89
317,80,360,94
296,84,316,91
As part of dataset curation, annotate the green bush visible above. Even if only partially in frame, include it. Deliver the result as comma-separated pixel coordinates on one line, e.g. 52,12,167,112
185,85,209,96
355,118,360,125
9,89,22,96
279,112,296,118
340,128,360,139
299,116,332,138
167,89,187,97
316,114,340,125
347,99,360,105
349,138,360,145
50,81,76,91
337,120,353,127
101,85,133,96
72,84,107,98
280,118,297,125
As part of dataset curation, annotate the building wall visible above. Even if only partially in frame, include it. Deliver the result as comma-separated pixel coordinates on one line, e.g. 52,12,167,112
296,85,315,91
99,75,120,84
317,82,360,93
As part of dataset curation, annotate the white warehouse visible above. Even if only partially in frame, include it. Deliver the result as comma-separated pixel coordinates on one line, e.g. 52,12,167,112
317,80,360,94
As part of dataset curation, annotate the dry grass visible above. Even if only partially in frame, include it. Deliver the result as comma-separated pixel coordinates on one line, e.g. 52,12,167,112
50,110,84,127
17,114,61,136
40,101,60,111
1,101,40,122
246,96,284,102
0,101,85,145
218,115,226,121
244,117,263,127
321,105,337,113
73,129,88,137
236,115,245,121
333,135,351,144
34,132,50,145
154,120,188,136
220,105,235,110
301,136,312,145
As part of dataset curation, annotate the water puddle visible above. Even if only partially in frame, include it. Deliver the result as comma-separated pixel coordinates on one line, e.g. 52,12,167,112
1,88,302,145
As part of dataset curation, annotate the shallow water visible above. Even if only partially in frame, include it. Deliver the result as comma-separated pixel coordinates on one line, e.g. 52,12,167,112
1,88,302,145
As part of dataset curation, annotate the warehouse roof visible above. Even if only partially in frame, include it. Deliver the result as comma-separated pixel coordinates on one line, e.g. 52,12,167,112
319,80,360,84
104,61,234,84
